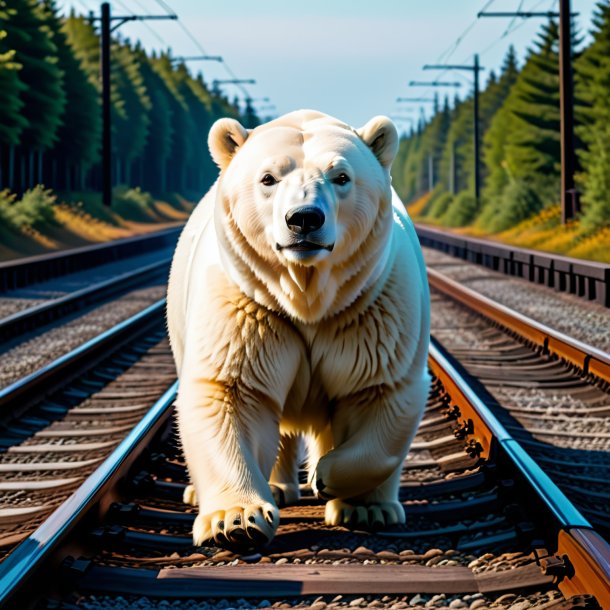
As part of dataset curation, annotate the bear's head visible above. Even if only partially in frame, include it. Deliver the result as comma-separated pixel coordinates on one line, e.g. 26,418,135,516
209,109,399,324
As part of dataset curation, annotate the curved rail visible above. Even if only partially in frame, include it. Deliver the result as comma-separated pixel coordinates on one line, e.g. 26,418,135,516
427,267,610,384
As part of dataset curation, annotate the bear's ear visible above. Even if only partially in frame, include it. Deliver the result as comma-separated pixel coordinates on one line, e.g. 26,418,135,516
356,116,399,169
208,118,249,170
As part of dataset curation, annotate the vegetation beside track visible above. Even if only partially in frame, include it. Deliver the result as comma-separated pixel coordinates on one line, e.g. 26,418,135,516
409,193,610,263
0,185,194,261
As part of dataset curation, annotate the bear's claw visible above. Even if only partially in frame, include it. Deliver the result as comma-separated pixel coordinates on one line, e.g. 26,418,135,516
324,498,405,530
193,503,279,549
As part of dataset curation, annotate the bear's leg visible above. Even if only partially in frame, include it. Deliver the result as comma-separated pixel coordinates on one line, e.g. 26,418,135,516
269,434,302,507
312,376,428,512
177,384,281,548
324,462,405,528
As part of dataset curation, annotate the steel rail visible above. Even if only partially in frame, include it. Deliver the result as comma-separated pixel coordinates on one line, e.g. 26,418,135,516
416,223,610,308
0,299,167,420
427,267,610,384
0,258,171,342
0,381,178,607
428,340,610,606
0,226,182,291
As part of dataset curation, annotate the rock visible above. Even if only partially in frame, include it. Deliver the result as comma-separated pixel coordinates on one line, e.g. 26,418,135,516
354,546,373,555
425,594,446,607
423,548,444,559
331,596,343,603
449,600,468,608
309,603,327,610
349,598,365,607
508,602,531,610
377,550,400,561
495,594,517,604
468,601,487,610
275,557,289,565
409,594,426,606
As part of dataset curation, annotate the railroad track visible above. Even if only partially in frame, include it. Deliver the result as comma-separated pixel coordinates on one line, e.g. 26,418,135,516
0,227,181,343
0,337,608,606
0,298,175,561
0,237,607,608
427,268,610,538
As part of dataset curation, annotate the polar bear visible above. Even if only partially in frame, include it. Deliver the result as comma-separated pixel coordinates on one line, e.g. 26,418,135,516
167,109,430,548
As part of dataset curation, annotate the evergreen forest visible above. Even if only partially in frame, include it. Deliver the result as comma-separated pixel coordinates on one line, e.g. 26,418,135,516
392,3,610,248
0,0,258,198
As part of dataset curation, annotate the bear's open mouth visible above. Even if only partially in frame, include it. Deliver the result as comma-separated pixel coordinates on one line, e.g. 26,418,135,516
276,241,334,252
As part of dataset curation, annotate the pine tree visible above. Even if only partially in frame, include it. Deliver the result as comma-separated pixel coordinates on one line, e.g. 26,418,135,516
43,1,100,190
152,54,197,193
575,0,610,228
137,48,173,193
0,0,28,189
481,46,520,205
504,21,562,196
5,0,66,188
112,40,151,185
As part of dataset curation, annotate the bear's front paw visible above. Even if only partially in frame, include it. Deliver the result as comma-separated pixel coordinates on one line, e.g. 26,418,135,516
192,503,280,549
324,498,405,530
183,484,198,506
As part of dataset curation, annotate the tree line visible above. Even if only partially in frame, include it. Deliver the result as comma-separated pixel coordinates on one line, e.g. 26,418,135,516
392,2,610,231
0,0,258,197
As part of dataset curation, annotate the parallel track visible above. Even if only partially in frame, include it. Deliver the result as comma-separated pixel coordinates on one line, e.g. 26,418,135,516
0,300,175,560
0,342,608,608
427,268,610,537
0,227,181,343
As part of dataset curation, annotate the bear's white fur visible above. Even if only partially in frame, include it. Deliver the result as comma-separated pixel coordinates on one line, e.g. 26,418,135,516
167,109,430,548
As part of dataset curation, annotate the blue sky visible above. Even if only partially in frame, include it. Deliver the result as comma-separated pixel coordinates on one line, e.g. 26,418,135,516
62,0,600,131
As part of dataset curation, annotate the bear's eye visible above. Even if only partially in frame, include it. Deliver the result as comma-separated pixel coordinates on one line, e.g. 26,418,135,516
332,173,351,186
261,173,278,187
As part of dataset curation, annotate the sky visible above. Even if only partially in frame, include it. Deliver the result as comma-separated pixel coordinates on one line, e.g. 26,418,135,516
61,0,600,132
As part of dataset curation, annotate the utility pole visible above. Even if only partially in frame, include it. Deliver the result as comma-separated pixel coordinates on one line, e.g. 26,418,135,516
559,0,578,222
478,4,579,222
94,3,177,206
100,3,111,209
424,56,484,208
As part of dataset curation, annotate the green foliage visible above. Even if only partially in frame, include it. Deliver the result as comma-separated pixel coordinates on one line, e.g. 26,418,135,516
575,0,610,229
112,185,157,222
2,185,57,229
1,9,255,195
425,190,454,220
478,179,544,233
44,1,100,170
443,192,478,227
5,0,65,151
503,21,562,188
0,1,28,147
113,42,151,167
480,46,520,205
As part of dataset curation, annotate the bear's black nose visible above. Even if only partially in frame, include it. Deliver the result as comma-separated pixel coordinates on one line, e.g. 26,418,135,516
285,206,325,235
